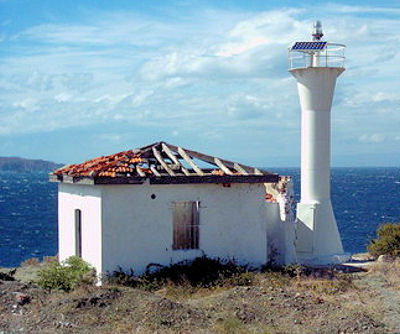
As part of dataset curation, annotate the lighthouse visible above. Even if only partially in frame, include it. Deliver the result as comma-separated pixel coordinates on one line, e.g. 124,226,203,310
289,21,348,264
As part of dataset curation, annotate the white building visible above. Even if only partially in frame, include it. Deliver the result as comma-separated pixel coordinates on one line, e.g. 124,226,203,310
50,141,296,276
51,22,348,274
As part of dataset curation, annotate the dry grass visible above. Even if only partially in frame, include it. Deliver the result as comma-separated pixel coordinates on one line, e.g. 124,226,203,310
20,257,40,266
20,255,57,267
0,259,392,334
292,273,354,295
368,258,400,288
43,255,58,263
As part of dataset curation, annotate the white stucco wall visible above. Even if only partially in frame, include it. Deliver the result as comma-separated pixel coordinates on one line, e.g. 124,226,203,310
100,182,282,275
58,181,295,277
58,184,102,274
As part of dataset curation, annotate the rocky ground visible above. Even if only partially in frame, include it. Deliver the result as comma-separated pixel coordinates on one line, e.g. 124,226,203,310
1,257,400,334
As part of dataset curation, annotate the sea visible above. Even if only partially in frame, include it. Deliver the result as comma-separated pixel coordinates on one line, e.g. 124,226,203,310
0,168,399,267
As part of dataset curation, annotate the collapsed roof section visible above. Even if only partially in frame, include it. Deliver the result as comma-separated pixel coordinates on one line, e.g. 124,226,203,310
50,142,279,185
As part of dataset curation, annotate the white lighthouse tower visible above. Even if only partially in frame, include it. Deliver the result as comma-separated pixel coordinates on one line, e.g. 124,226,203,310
289,21,348,264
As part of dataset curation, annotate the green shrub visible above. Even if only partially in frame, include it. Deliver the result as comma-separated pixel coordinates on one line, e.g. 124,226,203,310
368,223,400,257
37,256,95,292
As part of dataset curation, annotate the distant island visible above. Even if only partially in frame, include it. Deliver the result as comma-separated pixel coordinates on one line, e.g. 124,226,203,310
0,157,63,173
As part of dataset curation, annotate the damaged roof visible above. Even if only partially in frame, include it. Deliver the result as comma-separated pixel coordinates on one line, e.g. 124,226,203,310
50,141,279,185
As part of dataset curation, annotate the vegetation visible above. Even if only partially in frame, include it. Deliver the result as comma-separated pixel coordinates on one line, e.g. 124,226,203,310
3,224,400,332
1,255,393,333
369,259,400,288
0,268,15,281
20,257,40,266
107,256,257,290
368,223,400,257
37,256,95,291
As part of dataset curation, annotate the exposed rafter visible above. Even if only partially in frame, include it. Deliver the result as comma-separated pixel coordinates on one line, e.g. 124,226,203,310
214,158,233,175
177,146,204,176
50,141,279,185
136,165,146,177
161,143,191,176
152,147,175,176
233,163,248,175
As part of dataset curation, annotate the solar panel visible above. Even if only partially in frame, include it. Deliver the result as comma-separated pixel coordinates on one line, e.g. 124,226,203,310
291,41,327,51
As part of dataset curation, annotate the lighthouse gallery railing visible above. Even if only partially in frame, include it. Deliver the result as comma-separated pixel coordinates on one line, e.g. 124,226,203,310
288,43,346,70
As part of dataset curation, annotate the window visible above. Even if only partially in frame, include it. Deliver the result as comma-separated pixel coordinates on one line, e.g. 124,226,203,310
172,201,199,250
74,209,82,257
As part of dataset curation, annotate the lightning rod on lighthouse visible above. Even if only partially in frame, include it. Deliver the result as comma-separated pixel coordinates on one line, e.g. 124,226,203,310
289,21,348,264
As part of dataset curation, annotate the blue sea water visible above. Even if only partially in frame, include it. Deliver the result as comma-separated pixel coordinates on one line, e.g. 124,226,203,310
275,167,400,254
0,168,399,267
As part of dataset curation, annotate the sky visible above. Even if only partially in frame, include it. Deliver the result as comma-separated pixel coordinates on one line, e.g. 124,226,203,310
0,0,399,167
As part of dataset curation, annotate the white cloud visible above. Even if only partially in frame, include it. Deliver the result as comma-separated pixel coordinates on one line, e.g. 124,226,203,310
371,92,400,102
359,134,385,143
343,91,400,107
227,94,273,120
54,93,72,102
12,98,40,111
216,37,269,57
131,90,154,106
163,77,188,89
20,15,182,48
97,134,122,143
326,4,400,15
218,9,306,52
139,9,307,82
0,4,399,162
93,94,129,105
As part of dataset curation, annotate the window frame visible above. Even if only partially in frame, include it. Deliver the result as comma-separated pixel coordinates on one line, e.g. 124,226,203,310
74,209,82,257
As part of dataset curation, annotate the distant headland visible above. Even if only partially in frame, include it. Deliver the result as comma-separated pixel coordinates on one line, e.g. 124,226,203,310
0,157,63,173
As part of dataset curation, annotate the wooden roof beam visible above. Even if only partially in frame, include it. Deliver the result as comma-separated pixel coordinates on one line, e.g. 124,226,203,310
233,163,248,175
214,158,233,175
161,143,180,164
161,143,191,176
136,165,146,177
177,147,204,176
166,143,260,175
150,165,161,177
254,168,263,175
152,147,175,176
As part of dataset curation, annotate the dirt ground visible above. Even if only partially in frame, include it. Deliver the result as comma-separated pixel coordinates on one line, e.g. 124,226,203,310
1,260,400,334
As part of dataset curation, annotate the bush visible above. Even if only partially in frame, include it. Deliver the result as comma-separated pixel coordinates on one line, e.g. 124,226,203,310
0,268,16,281
368,223,400,257
107,256,252,290
37,256,95,292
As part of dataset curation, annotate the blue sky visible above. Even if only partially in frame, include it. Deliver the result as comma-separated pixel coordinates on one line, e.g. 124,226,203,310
1,0,399,167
